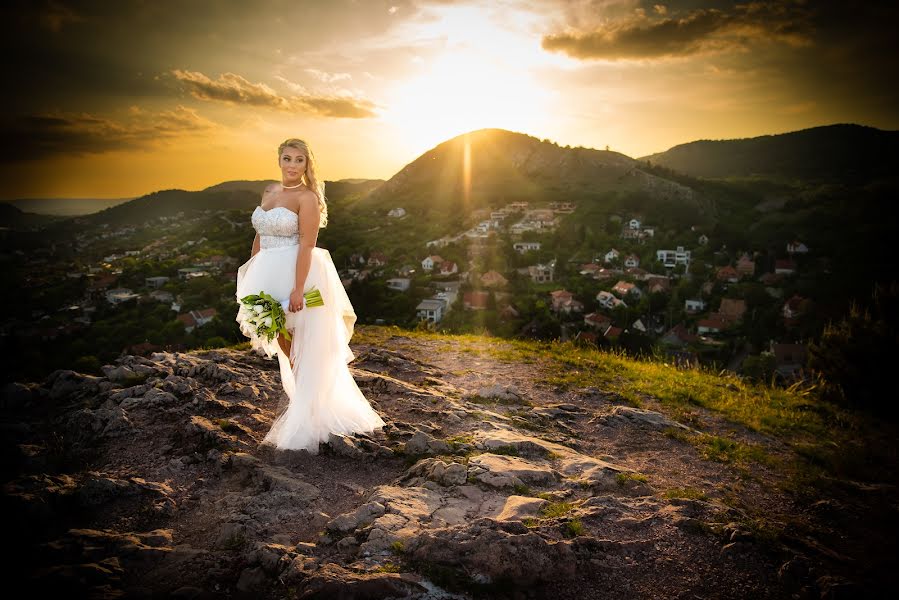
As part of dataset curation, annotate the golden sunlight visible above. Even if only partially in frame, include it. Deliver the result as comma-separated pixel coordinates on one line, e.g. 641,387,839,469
381,49,549,154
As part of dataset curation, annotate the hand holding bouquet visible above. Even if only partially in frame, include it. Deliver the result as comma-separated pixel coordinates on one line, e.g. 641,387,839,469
238,287,324,343
287,285,324,312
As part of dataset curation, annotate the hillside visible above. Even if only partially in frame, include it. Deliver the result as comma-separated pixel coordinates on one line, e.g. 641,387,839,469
31,179,384,230
358,128,704,219
639,123,899,184
4,326,895,598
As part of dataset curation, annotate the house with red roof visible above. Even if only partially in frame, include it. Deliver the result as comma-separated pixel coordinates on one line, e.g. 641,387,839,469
584,312,612,330
177,308,217,333
367,251,388,267
660,323,699,347
463,291,489,310
775,259,796,275
438,260,458,275
716,265,739,283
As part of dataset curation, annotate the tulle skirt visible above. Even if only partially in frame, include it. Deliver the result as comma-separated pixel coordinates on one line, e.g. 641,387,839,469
235,244,385,454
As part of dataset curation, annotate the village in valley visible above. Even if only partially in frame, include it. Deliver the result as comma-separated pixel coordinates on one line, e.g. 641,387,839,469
339,200,814,382
13,193,818,384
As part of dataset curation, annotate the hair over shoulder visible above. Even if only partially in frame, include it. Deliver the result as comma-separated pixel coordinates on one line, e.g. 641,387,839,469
278,138,329,228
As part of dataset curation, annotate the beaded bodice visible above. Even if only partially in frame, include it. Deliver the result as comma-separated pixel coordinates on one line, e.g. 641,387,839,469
252,206,299,249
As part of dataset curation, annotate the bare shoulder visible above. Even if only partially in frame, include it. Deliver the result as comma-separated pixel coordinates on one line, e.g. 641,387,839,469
263,182,279,194
298,189,318,208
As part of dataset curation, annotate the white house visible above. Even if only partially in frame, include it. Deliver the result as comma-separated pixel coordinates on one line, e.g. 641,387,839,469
604,248,620,263
386,278,410,291
787,240,809,254
629,219,641,230
597,290,626,309
513,241,541,254
177,267,208,280
656,246,691,267
624,254,640,268
388,207,406,217
698,234,709,245
416,298,447,323
685,299,707,313
421,255,444,271
528,263,554,283
145,276,170,288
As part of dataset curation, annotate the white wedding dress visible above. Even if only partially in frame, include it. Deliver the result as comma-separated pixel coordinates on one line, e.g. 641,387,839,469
234,204,385,453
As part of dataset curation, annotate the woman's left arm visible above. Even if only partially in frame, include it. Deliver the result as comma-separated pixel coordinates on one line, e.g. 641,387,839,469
294,191,320,295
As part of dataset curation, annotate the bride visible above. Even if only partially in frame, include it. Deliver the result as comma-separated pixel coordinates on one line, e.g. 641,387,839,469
234,138,385,453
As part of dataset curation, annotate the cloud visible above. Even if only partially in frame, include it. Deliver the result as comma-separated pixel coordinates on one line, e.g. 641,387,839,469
541,2,814,60
170,69,378,118
304,68,352,83
0,105,219,163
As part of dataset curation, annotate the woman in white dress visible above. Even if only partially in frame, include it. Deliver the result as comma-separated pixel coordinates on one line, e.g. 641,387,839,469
234,138,385,453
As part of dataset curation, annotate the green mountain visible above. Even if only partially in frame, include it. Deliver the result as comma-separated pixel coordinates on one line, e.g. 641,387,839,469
638,123,899,184
358,128,705,218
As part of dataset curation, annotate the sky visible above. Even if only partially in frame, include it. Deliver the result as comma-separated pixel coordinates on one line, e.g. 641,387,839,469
1,0,897,200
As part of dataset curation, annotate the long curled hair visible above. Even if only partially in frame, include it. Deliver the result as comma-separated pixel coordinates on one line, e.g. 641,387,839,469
278,138,328,228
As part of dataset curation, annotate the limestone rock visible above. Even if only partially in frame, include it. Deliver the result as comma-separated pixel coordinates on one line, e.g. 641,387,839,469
468,453,560,488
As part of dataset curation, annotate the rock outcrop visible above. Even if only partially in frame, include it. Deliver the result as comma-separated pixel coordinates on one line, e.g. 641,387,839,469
1,338,889,598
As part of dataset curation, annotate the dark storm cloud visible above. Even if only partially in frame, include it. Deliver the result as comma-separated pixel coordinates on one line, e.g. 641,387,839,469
541,1,814,59
0,106,219,163
170,70,377,118
538,0,899,121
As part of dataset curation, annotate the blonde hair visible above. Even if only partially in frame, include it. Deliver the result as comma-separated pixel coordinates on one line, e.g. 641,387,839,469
278,138,329,228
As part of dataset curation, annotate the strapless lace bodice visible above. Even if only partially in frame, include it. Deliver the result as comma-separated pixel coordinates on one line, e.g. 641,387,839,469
252,206,299,249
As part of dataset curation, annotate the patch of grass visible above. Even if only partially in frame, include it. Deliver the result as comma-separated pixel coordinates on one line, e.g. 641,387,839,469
446,434,475,447
540,501,575,519
390,540,405,555
616,471,649,486
354,325,882,503
565,518,585,538
522,517,539,528
375,561,402,573
488,445,519,456
662,426,693,443
663,487,709,500
216,418,238,432
695,434,775,467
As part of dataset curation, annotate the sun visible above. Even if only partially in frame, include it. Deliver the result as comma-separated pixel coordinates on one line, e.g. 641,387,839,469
381,49,549,154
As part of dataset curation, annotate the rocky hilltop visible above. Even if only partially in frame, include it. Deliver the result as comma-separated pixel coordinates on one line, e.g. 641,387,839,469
3,327,894,599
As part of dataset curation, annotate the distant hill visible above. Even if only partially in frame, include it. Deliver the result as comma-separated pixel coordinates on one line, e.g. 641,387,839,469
0,197,134,217
0,202,67,228
30,179,384,229
639,123,899,184
359,128,702,219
